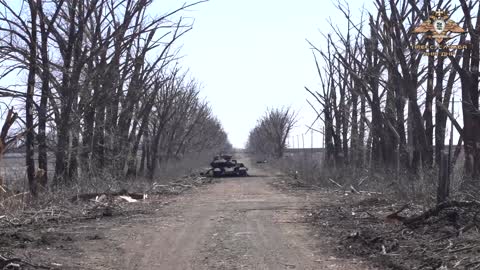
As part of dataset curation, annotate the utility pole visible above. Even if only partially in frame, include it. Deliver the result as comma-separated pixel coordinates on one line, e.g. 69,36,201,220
302,133,305,149
311,129,314,153
322,126,325,149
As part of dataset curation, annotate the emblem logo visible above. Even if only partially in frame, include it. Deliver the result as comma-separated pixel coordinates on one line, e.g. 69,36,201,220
413,10,465,44
434,19,445,34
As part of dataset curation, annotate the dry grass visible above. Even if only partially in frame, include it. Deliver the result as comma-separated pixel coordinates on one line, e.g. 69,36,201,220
266,149,478,204
0,150,218,222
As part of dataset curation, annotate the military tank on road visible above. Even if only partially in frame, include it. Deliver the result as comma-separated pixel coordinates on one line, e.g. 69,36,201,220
204,154,248,177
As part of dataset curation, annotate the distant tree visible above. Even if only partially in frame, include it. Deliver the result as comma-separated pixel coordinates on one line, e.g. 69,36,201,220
247,108,296,158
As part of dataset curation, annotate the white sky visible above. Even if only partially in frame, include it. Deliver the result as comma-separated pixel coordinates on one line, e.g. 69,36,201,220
154,0,373,148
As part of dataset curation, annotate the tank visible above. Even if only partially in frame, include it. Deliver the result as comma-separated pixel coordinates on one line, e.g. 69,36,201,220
206,154,248,177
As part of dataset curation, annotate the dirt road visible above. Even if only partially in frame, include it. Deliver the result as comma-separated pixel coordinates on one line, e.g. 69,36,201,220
38,162,376,269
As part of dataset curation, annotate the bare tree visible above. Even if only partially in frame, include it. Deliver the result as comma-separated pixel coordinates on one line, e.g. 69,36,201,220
299,0,480,195
0,0,230,194
247,108,296,158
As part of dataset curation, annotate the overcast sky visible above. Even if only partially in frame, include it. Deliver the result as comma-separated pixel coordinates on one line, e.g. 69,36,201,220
153,0,373,148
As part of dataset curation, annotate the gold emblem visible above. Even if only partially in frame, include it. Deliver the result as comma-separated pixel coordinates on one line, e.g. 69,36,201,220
413,10,465,44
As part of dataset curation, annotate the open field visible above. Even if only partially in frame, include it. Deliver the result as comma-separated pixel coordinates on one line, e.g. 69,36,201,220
0,153,56,190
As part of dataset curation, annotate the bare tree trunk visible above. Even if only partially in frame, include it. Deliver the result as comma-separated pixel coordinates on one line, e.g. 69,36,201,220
69,128,79,180
384,79,397,169
139,130,148,175
359,94,366,167
365,20,383,168
37,0,52,188
340,64,349,165
26,0,38,196
434,53,446,167
460,44,480,182
93,93,106,168
424,40,435,167
54,0,79,184
453,1,480,183
351,84,359,167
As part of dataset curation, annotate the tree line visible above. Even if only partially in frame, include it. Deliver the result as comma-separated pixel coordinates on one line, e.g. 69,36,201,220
304,0,480,185
248,0,480,190
0,0,230,196
246,108,296,158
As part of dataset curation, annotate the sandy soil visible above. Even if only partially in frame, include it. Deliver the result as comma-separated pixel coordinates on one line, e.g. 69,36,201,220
4,159,377,270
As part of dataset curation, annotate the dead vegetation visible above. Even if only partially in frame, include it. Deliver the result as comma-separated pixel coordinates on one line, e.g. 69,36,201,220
273,175,480,270
0,170,215,269
0,174,214,225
